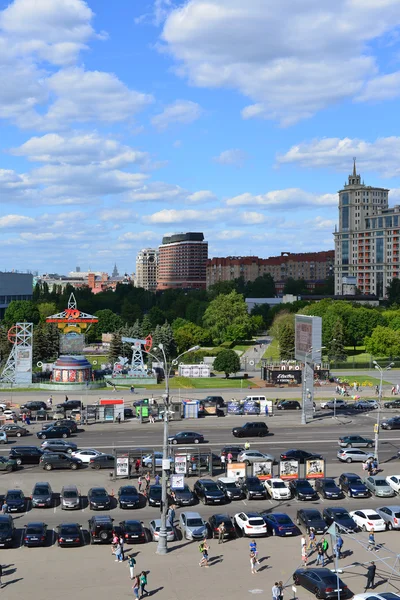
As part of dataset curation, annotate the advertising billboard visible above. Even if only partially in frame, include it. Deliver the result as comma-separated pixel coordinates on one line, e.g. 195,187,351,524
174,455,187,475
15,346,32,384
60,332,85,355
253,461,273,480
170,474,184,489
295,315,322,362
279,459,299,480
305,458,325,479
227,462,246,481
116,457,129,477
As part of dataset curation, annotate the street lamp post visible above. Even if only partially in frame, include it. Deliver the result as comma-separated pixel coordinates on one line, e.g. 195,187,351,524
301,346,325,425
373,361,394,463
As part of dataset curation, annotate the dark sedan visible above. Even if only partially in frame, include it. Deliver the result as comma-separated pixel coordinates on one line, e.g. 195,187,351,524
148,485,162,507
170,484,195,506
194,479,226,505
5,489,25,512
322,507,358,532
293,568,348,599
314,478,343,499
41,439,78,454
280,449,322,464
381,417,400,430
37,426,71,439
56,523,84,547
261,512,299,537
276,400,301,410
207,514,236,539
1,424,28,438
119,520,146,543
168,431,204,444
241,477,268,500
296,509,327,534
289,479,319,501
23,522,47,547
87,487,111,510
43,419,78,433
384,399,400,409
118,486,140,509
89,454,115,469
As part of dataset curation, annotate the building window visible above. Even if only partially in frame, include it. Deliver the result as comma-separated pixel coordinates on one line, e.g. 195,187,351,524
376,237,384,264
342,240,349,265
342,193,349,206
342,207,349,230
386,216,393,228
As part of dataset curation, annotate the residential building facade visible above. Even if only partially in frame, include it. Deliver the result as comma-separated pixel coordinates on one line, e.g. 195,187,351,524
136,248,158,292
157,232,208,290
0,271,33,320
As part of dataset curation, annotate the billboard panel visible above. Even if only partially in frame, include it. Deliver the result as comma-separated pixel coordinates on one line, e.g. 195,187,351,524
295,315,322,362
174,455,187,474
305,458,325,479
279,459,299,480
253,461,273,480
15,346,32,384
116,457,129,477
227,462,246,481
60,332,85,355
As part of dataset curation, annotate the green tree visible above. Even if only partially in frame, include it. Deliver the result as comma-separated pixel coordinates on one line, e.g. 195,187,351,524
283,278,308,295
148,306,165,328
121,299,142,325
37,302,57,323
364,326,400,357
246,274,276,298
327,319,347,362
3,300,40,326
141,315,152,338
387,278,400,305
207,280,236,299
174,322,211,353
109,331,123,364
203,291,253,344
346,308,385,350
279,321,295,360
213,349,241,378
171,318,189,332
95,309,123,335
0,326,11,367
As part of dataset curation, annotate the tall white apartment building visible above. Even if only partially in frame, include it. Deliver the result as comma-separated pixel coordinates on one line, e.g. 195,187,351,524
136,248,158,292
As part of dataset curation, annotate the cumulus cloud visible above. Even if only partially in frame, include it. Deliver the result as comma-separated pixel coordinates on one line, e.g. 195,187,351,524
226,189,337,209
0,214,36,229
151,99,203,130
143,207,232,224
160,0,400,124
118,230,160,242
213,149,248,167
125,181,187,203
99,209,138,222
356,71,400,103
186,190,217,203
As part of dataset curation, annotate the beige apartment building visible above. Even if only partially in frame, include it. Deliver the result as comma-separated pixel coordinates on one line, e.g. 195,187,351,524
136,248,158,292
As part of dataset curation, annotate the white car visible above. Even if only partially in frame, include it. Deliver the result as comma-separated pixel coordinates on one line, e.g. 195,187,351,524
237,450,275,465
386,475,400,494
0,404,8,411
71,449,104,464
233,512,267,537
349,509,386,532
353,594,400,600
264,478,291,500
2,409,17,419
320,399,347,410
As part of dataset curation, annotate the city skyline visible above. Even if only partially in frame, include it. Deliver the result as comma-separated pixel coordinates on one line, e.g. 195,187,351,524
2,1,400,273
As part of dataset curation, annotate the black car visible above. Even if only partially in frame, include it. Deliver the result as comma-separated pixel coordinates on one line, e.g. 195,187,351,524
170,484,195,506
37,426,71,439
194,479,226,505
280,449,323,464
56,400,82,411
338,472,369,498
31,482,53,508
124,408,135,419
20,401,48,412
381,417,400,430
220,446,244,461
168,431,204,444
40,452,83,471
322,507,358,532
207,514,236,539
314,478,343,499
88,487,111,510
232,422,269,438
147,485,162,507
289,479,319,501
43,419,78,433
5,489,25,512
9,446,43,465
118,486,140,509
57,523,84,547
296,509,327,534
293,568,348,599
384,399,400,409
23,521,47,547
241,476,268,500
89,454,115,469
119,520,146,543
217,478,244,500
41,439,78,453
88,515,114,544
277,401,301,410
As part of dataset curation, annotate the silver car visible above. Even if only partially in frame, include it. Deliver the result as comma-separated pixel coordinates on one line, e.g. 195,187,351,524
149,519,175,542
237,450,275,465
376,505,400,530
60,485,80,510
364,476,396,498
337,448,374,463
179,511,207,540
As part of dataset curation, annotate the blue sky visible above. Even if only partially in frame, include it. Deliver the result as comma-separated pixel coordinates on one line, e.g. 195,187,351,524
2,0,400,275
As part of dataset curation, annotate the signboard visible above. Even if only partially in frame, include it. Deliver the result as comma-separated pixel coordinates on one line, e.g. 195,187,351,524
15,346,32,384
305,458,325,479
243,400,260,415
116,457,129,477
174,455,187,474
60,332,85,355
269,370,302,385
253,461,273,480
295,315,322,362
170,474,184,489
279,459,299,480
227,462,246,481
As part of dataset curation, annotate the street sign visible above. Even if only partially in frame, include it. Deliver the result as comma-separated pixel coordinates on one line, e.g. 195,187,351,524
116,457,129,476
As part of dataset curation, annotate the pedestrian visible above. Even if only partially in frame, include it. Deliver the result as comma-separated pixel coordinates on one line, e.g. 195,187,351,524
301,535,306,549
316,543,325,566
375,385,379,396
48,395,53,406
250,551,258,574
135,458,140,476
112,531,119,545
117,414,121,424
322,537,330,560
365,562,376,590
167,505,175,528
199,541,209,567
115,542,123,562
132,575,140,599
308,528,316,551
65,395,69,401
22,412,26,424
301,543,308,567
278,581,284,600
130,385,135,394
244,441,250,451
368,529,376,551
128,555,136,579
372,459,379,475
1,501,7,515
335,535,344,559
397,384,400,395
249,539,258,558
138,476,142,493
119,535,125,561
144,472,150,494
272,582,280,600
221,453,226,471
149,413,155,424
218,521,226,544
155,473,160,485
265,404,269,417
227,452,233,464
140,571,148,597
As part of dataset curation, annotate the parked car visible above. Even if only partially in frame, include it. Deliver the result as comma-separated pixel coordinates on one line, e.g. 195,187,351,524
149,519,174,542
56,523,84,547
232,422,269,438
88,487,111,510
194,479,226,505
207,514,236,539
23,521,47,547
142,452,164,469
293,568,348,599
0,432,7,445
60,485,81,510
383,400,400,409
264,478,291,500
5,489,25,512
314,478,343,499
0,456,17,472
381,417,400,430
289,479,319,501
376,505,400,530
353,594,400,600
41,439,78,453
322,507,358,532
90,454,115,470
364,476,396,498
353,400,378,410
88,515,114,543
20,401,47,412
350,509,386,532
296,509,327,534
321,399,347,410
168,431,205,445
31,482,53,508
339,472,370,498
1,424,28,438
148,485,162,507
233,512,267,537
71,449,104,463
216,477,243,501
261,511,299,537
9,446,43,465
0,515,15,547
220,445,245,461
276,400,301,410
280,449,322,464
179,511,207,540
237,450,275,465
337,448,374,463
338,435,373,448
37,426,71,439
170,483,195,506
118,485,140,509
40,452,83,471
119,519,146,543
241,476,268,500
386,475,400,494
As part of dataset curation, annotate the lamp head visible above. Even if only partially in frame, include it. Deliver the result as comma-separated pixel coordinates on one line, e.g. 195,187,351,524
188,345,200,352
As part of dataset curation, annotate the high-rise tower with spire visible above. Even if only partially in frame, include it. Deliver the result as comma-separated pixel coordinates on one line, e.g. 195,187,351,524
112,263,119,278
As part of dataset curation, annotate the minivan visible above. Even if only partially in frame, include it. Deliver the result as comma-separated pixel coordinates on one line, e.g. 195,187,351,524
60,485,80,510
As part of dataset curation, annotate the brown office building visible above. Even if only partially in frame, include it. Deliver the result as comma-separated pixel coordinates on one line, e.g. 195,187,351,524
157,232,208,290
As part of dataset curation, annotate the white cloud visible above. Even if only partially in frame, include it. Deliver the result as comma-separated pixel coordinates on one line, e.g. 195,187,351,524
213,230,245,240
151,99,203,130
161,0,400,124
213,149,247,167
356,71,400,103
278,136,400,177
186,190,217,203
143,207,231,224
125,181,187,203
226,189,337,209
99,209,138,222
118,231,160,242
241,212,266,225
0,214,36,229
173,140,182,148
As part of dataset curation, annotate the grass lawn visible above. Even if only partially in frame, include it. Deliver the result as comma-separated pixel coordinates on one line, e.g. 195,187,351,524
262,338,280,360
116,376,258,390
85,354,109,367
334,374,391,386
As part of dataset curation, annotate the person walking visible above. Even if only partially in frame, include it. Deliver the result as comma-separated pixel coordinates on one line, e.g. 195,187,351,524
244,441,250,451
144,472,151,494
135,459,140,476
272,582,280,600
132,575,140,599
1,501,8,515
365,562,376,590
167,505,175,528
250,551,258,574
155,473,160,485
278,581,284,600
115,542,123,562
368,529,377,551
227,452,233,464
138,476,143,493
335,535,344,559
249,539,258,558
301,543,308,567
119,535,125,561
139,571,148,598
218,521,226,544
308,528,317,551
128,555,136,580
322,537,330,561
316,543,325,567
221,453,226,471
199,541,209,567
117,414,121,424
